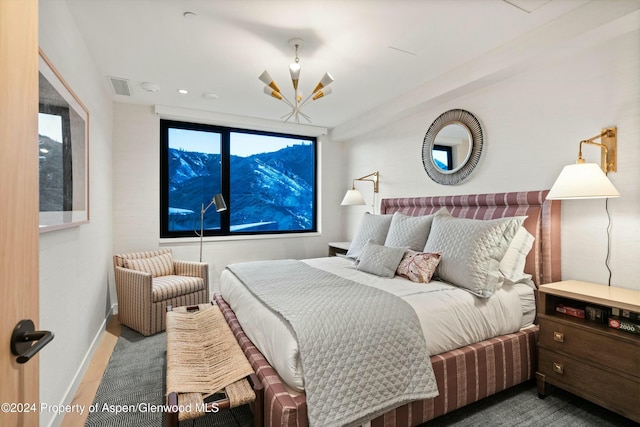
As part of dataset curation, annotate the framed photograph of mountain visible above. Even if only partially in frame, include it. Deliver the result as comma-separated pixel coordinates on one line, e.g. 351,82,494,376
38,49,90,232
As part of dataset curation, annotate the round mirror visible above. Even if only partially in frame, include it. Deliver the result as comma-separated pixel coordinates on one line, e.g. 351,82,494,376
422,109,483,185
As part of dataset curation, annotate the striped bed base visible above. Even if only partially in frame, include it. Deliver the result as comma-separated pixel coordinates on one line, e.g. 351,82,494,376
213,293,539,427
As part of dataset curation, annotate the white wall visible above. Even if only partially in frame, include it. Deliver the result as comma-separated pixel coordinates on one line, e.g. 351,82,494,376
112,104,344,292
38,2,114,426
337,29,640,290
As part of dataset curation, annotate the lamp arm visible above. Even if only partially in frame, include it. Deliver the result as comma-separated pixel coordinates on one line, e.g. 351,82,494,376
353,171,379,193
578,140,610,172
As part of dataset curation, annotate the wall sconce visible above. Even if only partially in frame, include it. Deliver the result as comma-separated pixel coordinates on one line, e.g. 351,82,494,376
547,127,620,200
195,194,227,262
341,171,379,213
546,127,620,286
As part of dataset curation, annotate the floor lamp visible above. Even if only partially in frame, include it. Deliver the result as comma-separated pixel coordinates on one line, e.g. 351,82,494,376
195,194,227,262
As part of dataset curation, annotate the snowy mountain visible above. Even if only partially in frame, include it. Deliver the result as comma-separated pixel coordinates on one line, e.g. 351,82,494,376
168,144,314,232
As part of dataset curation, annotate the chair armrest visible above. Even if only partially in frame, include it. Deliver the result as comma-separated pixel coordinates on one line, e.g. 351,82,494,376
114,266,152,291
174,260,209,294
174,260,208,278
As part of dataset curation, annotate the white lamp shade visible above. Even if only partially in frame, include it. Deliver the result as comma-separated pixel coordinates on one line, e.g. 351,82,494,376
259,70,280,92
547,163,621,200
341,189,366,206
289,62,301,90
312,72,334,94
312,86,332,101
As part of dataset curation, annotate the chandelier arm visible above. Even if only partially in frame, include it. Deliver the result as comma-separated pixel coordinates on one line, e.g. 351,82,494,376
298,110,312,122
278,94,295,108
282,111,295,122
298,93,314,108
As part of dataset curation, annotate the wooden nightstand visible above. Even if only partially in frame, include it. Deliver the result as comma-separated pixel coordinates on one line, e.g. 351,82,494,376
536,280,640,423
328,242,350,257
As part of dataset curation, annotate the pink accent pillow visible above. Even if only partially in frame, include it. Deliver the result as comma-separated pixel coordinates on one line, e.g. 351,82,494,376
396,250,442,283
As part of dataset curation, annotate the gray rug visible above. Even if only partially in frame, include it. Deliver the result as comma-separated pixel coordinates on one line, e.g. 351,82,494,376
87,326,637,427
423,380,638,426
85,326,253,427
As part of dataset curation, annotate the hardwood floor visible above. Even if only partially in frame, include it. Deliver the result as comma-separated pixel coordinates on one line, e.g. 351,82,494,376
60,316,121,427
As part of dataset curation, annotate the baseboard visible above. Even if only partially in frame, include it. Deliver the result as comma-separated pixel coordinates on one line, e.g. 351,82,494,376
45,303,118,427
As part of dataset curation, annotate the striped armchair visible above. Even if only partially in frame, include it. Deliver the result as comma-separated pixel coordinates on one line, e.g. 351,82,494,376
113,249,209,336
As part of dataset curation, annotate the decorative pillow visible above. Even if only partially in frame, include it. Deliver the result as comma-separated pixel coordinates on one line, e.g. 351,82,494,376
396,250,442,283
500,227,535,284
346,213,393,259
424,215,526,298
356,240,406,278
384,210,440,251
124,252,174,277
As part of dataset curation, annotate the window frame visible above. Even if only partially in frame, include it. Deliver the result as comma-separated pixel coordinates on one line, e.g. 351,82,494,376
160,119,318,238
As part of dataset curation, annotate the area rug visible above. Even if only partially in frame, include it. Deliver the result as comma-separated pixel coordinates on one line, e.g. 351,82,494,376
423,380,637,427
85,326,253,427
87,326,636,427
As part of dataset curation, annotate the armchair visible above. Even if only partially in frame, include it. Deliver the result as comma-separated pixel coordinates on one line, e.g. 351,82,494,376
113,249,209,336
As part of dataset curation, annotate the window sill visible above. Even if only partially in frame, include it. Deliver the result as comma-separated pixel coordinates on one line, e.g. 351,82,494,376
159,231,322,245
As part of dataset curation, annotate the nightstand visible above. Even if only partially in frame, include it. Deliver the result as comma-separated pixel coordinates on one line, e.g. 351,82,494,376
328,241,350,257
536,280,640,423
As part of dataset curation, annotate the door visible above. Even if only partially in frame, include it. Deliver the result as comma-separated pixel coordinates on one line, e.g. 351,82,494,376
0,0,40,426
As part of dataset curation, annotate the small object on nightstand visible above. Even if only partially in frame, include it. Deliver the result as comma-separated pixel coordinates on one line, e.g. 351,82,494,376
328,241,350,257
536,280,640,423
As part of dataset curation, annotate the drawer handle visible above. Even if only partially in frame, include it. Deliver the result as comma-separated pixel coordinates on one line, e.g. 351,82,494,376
553,362,564,375
553,331,564,343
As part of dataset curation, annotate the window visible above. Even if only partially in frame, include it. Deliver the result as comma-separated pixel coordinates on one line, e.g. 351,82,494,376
160,120,317,238
432,145,453,171
39,109,72,211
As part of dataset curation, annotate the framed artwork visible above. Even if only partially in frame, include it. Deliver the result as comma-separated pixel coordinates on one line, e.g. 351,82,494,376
38,49,89,232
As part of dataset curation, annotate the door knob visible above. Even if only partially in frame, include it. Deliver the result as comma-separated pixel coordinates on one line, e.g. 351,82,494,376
10,319,54,364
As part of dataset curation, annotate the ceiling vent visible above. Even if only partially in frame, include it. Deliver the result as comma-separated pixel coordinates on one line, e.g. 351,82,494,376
108,76,132,96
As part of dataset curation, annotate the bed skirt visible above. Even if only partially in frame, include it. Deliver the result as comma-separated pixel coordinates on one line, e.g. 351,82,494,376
213,293,538,427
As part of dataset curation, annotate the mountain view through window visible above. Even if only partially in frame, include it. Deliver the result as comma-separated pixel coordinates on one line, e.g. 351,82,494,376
161,120,317,237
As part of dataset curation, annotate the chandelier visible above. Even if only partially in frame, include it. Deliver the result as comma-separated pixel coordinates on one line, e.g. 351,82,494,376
259,38,334,124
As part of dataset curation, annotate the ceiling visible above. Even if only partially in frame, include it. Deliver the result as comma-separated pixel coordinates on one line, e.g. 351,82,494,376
63,0,634,131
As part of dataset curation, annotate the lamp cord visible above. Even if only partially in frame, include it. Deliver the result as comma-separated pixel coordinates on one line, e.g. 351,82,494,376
605,198,613,286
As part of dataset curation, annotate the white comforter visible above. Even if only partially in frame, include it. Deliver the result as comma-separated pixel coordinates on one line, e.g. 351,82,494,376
220,256,535,392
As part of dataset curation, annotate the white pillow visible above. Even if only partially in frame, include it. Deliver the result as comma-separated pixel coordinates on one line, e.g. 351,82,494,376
346,213,393,259
356,240,406,278
424,215,525,298
499,227,535,283
384,210,442,251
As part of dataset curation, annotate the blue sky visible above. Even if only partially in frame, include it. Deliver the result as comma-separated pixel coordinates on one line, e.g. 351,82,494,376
169,128,311,157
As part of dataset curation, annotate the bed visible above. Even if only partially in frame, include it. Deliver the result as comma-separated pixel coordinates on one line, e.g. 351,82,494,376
214,190,561,426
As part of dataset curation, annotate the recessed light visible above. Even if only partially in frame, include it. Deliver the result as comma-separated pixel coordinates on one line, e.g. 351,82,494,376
183,11,197,19
177,89,189,94
202,92,219,100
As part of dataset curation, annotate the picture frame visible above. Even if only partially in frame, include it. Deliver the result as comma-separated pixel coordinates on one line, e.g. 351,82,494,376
38,49,90,232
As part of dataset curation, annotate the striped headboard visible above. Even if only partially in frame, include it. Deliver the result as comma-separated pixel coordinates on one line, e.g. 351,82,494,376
380,190,561,287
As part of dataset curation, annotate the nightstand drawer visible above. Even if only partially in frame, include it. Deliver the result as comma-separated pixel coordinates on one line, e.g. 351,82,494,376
538,317,639,377
538,349,640,421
